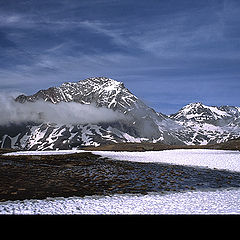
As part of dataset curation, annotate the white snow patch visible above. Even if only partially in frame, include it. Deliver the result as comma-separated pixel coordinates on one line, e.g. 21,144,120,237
4,149,240,172
122,133,148,143
1,188,240,214
92,149,240,172
1,148,240,215
206,105,231,117
3,149,84,156
104,84,118,92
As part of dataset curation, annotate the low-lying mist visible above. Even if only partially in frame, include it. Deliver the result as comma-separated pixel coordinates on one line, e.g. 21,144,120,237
0,92,125,126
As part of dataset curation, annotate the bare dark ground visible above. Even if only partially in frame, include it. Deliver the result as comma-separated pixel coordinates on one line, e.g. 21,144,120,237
1,152,240,202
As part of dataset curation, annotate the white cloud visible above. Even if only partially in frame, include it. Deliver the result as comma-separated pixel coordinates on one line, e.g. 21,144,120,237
79,20,129,47
0,93,125,126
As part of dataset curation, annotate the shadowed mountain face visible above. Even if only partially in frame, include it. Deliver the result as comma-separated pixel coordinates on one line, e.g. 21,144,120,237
1,77,240,150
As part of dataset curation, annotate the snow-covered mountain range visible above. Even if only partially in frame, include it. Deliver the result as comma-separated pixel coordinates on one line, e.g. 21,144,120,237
1,77,240,150
169,102,240,145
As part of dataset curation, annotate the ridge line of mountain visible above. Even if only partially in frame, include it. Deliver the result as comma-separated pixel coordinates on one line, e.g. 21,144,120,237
0,76,239,150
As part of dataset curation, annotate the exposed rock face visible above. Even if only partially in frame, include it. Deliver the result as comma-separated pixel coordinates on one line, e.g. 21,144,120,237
1,77,240,150
169,102,240,145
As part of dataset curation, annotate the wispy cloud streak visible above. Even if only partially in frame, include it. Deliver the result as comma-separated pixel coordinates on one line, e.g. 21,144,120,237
0,0,240,113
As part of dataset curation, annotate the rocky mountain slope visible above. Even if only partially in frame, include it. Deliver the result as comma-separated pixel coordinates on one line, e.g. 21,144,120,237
0,77,240,150
169,102,240,145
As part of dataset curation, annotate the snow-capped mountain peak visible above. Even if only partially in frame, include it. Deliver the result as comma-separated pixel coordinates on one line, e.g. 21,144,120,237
6,77,184,150
1,77,240,150
170,102,232,123
168,102,240,145
16,77,138,113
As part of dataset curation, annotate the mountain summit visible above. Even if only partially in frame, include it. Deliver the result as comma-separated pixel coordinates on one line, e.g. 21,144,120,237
170,102,233,123
1,77,240,150
170,102,240,145
16,77,138,113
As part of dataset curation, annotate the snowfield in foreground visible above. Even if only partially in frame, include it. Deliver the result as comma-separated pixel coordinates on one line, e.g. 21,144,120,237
4,149,240,172
2,149,240,214
93,149,240,173
3,149,83,156
1,188,240,214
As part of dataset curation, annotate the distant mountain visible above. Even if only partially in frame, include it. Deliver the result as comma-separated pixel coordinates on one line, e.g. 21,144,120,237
1,77,240,150
170,102,240,125
169,102,240,145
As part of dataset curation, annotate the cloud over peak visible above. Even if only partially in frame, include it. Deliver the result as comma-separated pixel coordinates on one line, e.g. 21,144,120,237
0,93,125,126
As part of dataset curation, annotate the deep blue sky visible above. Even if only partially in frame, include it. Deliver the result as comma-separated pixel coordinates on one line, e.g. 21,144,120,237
0,0,240,114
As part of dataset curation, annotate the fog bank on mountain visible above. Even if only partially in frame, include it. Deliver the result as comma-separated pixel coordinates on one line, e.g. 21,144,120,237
1,77,240,150
0,93,125,126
